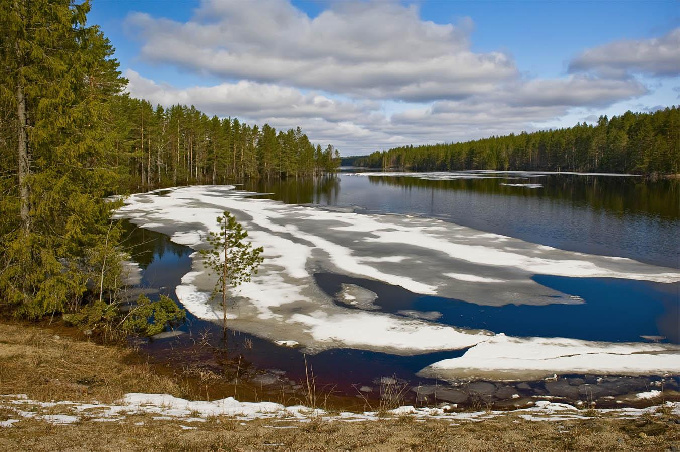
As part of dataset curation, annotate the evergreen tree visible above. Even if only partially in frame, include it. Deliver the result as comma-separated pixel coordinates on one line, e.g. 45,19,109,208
200,212,263,339
355,107,680,175
0,0,127,317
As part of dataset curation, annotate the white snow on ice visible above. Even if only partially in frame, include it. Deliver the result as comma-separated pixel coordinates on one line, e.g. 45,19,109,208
636,390,662,399
444,273,505,283
499,183,543,189
355,170,640,179
420,334,680,381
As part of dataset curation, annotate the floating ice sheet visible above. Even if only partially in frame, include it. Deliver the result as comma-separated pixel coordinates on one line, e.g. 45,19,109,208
419,334,680,381
116,185,680,360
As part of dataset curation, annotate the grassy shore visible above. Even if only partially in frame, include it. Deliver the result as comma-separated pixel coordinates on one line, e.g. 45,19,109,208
1,320,678,451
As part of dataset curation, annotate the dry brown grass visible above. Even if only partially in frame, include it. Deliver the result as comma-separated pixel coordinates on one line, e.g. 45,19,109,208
1,320,679,451
0,321,184,403
1,410,678,451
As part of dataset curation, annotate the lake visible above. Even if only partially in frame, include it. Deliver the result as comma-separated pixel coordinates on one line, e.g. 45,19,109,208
119,170,680,406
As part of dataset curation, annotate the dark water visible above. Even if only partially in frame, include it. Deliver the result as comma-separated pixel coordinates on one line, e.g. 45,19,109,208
241,172,679,268
122,172,680,402
315,273,679,344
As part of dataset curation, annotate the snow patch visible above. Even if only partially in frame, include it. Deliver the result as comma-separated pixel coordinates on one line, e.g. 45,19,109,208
275,340,300,347
636,390,662,399
500,183,543,189
289,310,491,353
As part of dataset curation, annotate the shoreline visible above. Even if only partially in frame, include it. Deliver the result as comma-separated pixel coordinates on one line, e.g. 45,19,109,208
1,319,679,451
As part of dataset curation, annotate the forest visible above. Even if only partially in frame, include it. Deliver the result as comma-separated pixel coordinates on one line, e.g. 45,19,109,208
0,0,338,330
355,107,680,175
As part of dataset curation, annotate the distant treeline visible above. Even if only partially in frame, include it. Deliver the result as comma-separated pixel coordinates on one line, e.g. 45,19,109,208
354,107,680,175
113,97,341,192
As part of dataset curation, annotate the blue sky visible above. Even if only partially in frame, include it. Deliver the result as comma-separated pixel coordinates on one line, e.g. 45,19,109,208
89,0,680,155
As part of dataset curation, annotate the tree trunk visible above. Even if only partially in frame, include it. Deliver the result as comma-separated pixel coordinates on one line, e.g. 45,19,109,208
174,121,179,185
147,136,151,187
157,141,161,185
16,81,30,233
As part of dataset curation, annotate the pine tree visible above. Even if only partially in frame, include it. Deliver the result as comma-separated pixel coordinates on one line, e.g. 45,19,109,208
200,212,263,341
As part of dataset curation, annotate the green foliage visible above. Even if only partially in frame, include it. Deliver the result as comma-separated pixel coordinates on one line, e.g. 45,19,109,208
112,99,340,191
0,0,127,319
120,294,186,337
200,211,263,330
356,107,680,175
64,294,186,341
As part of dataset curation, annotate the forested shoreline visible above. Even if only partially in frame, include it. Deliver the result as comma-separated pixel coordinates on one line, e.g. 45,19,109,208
0,1,337,329
112,97,341,192
354,107,680,175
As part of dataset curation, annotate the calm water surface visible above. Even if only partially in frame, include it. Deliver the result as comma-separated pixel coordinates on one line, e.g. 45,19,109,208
242,171,679,268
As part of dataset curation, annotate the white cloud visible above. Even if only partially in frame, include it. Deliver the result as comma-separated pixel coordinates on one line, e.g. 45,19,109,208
125,0,516,102
569,28,680,78
503,76,647,107
125,69,369,122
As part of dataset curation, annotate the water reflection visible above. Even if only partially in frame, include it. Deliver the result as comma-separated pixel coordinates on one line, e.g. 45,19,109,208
364,174,680,220
239,174,341,205
119,220,193,294
315,273,680,344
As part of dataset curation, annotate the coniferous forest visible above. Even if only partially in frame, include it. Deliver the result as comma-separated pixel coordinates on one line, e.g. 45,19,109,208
0,1,338,329
355,107,680,175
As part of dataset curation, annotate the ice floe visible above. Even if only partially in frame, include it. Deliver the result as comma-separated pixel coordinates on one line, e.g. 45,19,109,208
419,334,680,381
115,185,680,360
499,183,543,189
355,170,640,179
636,390,662,399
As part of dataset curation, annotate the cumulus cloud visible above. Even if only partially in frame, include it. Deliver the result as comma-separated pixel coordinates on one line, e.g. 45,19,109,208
125,69,369,122
569,28,680,78
125,0,516,102
502,76,647,107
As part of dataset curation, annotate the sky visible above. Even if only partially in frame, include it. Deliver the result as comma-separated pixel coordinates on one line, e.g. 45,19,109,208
89,0,680,156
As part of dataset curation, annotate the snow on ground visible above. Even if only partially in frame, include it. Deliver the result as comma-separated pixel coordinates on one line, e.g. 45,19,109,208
419,334,680,381
636,390,662,399
115,185,680,364
0,394,677,427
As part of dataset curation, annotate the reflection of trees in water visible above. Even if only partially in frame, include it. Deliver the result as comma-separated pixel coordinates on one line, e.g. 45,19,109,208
366,175,679,220
241,175,340,205
120,220,190,269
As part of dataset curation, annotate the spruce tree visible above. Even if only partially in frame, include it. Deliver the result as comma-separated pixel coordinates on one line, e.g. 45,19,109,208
0,1,126,319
